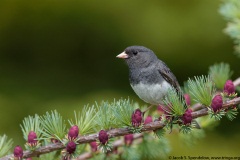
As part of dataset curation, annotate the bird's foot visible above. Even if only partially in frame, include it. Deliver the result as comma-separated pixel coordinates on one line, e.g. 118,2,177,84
142,105,154,115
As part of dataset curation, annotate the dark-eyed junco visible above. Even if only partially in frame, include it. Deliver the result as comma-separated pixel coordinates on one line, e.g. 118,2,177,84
116,46,181,106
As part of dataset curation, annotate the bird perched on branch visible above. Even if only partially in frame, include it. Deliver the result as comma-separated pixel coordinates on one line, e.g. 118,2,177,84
116,46,181,110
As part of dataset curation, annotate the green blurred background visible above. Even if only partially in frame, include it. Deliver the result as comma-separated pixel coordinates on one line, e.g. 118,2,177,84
0,0,239,157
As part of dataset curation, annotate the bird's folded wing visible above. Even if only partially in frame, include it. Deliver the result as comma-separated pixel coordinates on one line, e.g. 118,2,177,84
157,61,181,93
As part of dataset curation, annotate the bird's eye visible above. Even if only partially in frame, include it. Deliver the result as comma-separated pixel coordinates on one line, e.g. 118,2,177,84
133,51,138,55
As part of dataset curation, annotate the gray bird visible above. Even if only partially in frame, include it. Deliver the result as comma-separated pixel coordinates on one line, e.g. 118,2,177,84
116,46,181,106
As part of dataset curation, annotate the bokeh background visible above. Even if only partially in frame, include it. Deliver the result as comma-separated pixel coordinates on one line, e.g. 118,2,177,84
0,0,239,157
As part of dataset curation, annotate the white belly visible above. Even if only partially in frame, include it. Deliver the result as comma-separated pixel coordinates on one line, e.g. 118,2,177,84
131,81,171,105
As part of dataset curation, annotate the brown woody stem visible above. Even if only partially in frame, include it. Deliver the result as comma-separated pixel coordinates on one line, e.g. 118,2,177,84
1,81,240,160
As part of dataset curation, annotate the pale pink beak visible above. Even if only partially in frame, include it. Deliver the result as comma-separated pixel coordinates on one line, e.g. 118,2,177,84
116,52,129,59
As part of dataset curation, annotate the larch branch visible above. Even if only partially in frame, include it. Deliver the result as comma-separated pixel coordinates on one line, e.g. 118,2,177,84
1,81,240,160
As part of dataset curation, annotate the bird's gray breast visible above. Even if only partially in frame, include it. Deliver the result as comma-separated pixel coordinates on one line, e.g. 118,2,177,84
129,67,172,105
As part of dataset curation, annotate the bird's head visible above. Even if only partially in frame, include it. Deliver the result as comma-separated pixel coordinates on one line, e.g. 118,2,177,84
116,46,158,69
